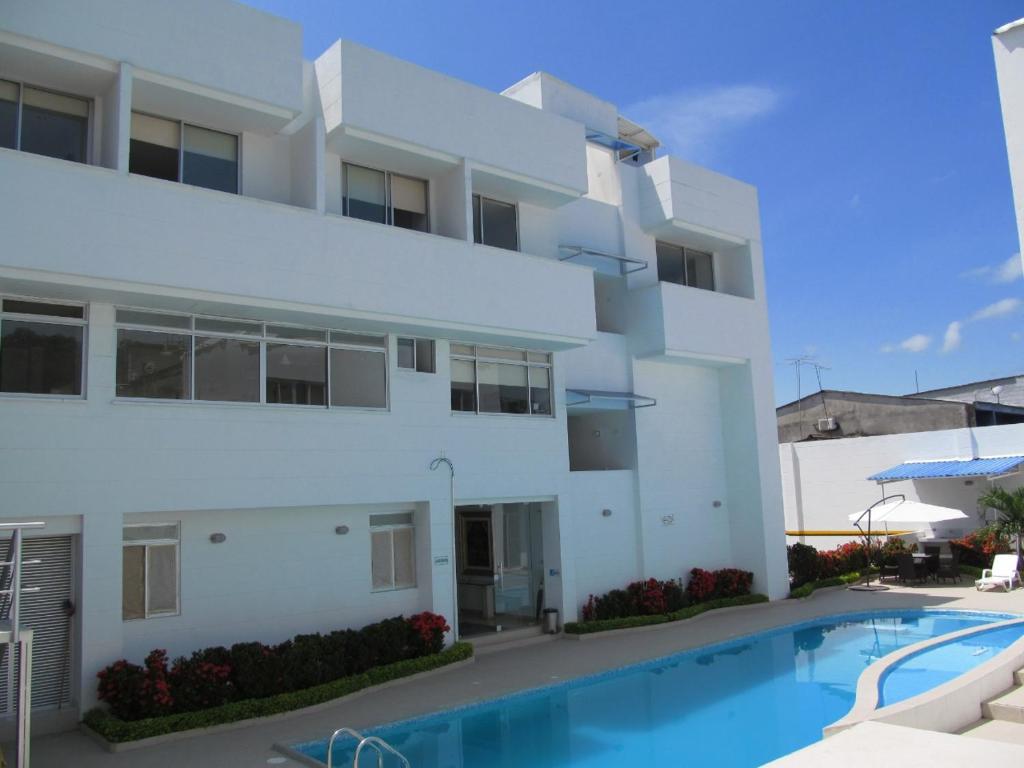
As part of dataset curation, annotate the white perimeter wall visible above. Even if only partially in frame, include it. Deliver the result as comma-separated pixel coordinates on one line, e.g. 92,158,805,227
780,423,1024,550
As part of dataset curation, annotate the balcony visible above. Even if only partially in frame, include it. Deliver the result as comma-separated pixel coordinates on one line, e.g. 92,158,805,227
628,280,767,366
2,0,303,122
636,155,760,246
316,41,587,208
0,149,596,349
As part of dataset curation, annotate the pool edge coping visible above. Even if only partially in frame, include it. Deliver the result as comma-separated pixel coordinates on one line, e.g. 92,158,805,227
826,616,1024,738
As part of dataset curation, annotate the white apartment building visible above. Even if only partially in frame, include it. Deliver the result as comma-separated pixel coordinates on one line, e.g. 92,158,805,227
994,18,1024,262
0,0,786,730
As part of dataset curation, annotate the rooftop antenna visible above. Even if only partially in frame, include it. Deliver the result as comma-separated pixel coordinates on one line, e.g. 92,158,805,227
914,370,920,394
785,355,828,438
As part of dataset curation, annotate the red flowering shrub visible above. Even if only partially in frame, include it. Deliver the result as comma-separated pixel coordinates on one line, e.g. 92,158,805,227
627,578,667,615
951,526,1011,567
97,613,453,721
408,611,450,656
714,569,753,599
686,568,718,603
581,594,597,622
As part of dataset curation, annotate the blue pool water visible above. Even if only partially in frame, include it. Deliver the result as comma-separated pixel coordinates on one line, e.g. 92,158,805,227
879,620,1024,707
294,610,1015,768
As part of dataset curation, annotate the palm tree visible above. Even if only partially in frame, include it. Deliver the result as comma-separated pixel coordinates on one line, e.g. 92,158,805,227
978,487,1024,570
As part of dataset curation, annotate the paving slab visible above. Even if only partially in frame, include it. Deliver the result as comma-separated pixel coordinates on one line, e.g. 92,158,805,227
961,718,1024,745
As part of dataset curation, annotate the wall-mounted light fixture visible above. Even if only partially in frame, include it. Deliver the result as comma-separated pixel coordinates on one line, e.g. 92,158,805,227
712,500,722,508
335,525,350,535
601,508,613,518
209,532,226,544
964,480,974,486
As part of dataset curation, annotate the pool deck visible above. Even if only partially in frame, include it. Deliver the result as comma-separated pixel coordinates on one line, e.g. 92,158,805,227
25,581,1024,767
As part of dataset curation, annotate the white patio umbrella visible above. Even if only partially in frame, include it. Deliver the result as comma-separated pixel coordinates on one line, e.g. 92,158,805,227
846,496,968,590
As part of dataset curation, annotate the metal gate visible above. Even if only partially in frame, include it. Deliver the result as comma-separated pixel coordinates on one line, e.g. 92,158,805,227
0,536,74,712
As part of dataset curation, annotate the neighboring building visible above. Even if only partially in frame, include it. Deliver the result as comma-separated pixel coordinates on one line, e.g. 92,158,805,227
917,374,1024,409
994,19,1024,260
777,386,1024,443
0,0,787,730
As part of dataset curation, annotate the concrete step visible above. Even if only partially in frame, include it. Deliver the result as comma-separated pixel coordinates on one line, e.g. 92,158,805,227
982,685,1024,723
466,626,557,656
960,718,1024,746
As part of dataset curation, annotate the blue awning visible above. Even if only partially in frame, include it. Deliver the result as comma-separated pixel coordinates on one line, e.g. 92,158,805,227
566,389,656,410
868,456,1024,482
585,129,643,159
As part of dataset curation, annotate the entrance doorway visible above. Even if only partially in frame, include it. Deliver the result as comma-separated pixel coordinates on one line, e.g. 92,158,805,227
455,503,544,637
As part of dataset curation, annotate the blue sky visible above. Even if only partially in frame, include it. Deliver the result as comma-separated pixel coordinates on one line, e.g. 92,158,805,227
247,0,1024,404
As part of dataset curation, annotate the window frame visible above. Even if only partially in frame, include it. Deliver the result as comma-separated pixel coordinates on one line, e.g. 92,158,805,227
129,110,241,195
0,78,93,164
342,161,430,233
449,343,553,418
113,308,389,411
396,337,435,374
0,295,88,400
122,522,181,621
369,515,416,593
472,193,520,252
655,240,716,292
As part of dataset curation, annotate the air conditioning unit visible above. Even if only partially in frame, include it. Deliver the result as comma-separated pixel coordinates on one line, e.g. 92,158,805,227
817,417,838,432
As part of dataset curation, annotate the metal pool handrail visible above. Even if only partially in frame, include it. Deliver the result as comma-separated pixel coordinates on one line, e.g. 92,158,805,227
325,727,410,768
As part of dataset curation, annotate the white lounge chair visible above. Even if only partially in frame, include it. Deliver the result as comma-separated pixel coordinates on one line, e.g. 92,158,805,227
975,554,1022,591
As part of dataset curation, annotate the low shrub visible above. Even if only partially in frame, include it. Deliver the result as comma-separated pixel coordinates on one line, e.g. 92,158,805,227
97,612,452,722
714,568,753,599
581,578,688,622
788,570,865,599
84,642,474,744
686,568,718,603
789,540,887,586
787,543,820,588
565,594,769,635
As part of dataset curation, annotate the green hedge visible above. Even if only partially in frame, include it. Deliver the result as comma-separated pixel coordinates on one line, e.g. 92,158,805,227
960,564,982,579
83,641,473,744
564,594,769,635
788,571,864,599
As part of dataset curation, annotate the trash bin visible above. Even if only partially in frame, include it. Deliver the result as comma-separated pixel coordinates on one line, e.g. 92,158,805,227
542,608,559,634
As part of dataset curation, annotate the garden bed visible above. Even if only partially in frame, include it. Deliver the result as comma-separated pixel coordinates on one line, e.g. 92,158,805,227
83,641,473,748
564,594,769,636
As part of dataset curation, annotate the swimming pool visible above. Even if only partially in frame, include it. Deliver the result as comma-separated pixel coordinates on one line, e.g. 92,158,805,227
292,610,1016,768
878,619,1024,707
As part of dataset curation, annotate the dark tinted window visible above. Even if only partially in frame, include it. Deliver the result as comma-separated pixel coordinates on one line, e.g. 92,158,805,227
116,329,191,399
130,113,180,182
0,80,17,150
344,164,386,224
266,343,326,406
450,359,476,412
329,348,386,408
478,362,528,414
0,320,83,395
2,300,83,319
656,242,685,285
194,336,259,403
19,88,88,163
474,195,518,251
182,124,237,194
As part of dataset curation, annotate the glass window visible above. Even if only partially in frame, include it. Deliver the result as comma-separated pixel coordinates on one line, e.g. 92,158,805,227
115,308,191,329
473,194,518,251
0,80,18,151
344,164,387,224
397,337,415,370
397,338,435,373
0,320,83,395
686,249,715,291
183,124,237,194
656,241,715,291
3,300,83,319
529,367,551,415
266,325,326,342
122,523,179,620
19,86,88,163
656,241,686,285
391,174,428,232
266,343,326,406
130,113,180,183
450,358,476,412
370,521,416,591
329,331,385,348
478,362,529,414
329,348,386,408
194,336,260,403
194,317,262,335
116,329,191,399
450,344,551,417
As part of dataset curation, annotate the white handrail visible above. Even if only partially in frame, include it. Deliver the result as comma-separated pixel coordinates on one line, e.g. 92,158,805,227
324,727,411,768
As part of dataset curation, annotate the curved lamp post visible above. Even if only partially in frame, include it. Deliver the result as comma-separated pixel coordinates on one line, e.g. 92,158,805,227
429,456,458,640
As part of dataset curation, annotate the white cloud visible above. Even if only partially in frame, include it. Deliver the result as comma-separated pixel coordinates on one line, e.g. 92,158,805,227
882,334,931,353
849,193,861,209
971,297,1022,321
625,85,780,163
1012,331,1022,342
941,321,962,353
960,254,1023,284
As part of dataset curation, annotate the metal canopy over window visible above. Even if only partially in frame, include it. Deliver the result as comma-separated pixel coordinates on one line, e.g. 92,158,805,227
558,245,647,276
566,389,656,410
585,129,643,161
868,456,1024,482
